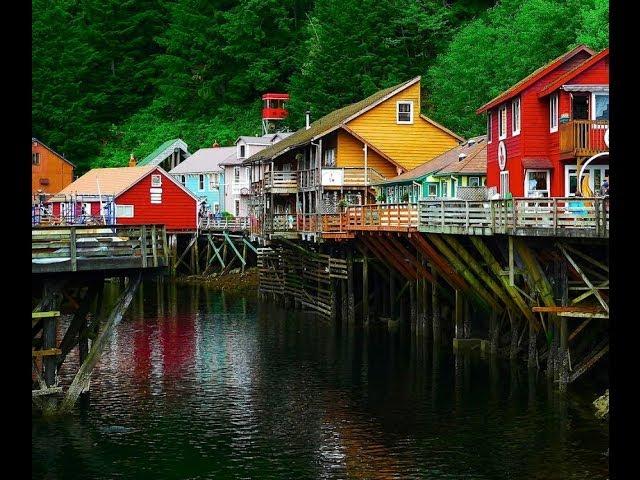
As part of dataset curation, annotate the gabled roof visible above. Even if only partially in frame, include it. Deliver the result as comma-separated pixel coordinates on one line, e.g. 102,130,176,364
538,48,609,98
138,138,190,166
377,136,486,185
237,136,274,146
168,147,235,174
434,137,486,176
243,77,425,165
32,137,76,168
476,45,595,114
53,166,156,197
51,165,199,201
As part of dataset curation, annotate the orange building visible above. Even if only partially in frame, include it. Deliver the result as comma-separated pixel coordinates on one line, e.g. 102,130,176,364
32,137,75,195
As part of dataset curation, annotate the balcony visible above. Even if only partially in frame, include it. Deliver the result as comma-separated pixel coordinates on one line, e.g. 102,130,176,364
262,108,288,120
321,167,386,187
559,120,609,159
264,171,298,193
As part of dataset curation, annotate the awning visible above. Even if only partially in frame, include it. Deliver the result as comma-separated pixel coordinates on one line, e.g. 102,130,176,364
562,84,609,93
522,157,553,169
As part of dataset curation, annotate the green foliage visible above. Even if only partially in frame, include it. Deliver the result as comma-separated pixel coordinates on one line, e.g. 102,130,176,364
425,0,609,139
32,0,608,173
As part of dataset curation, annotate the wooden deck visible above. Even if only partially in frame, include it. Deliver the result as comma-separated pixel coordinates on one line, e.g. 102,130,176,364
199,217,250,232
32,224,169,274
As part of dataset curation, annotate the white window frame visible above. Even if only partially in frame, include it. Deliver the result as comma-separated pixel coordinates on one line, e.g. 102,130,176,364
468,176,480,187
32,152,40,165
198,174,205,191
323,148,336,167
500,171,510,197
116,204,134,218
151,174,162,187
550,93,558,133
440,179,448,198
209,173,218,190
511,97,521,136
487,112,492,144
498,104,507,140
239,144,246,158
564,164,609,196
179,175,186,186
396,101,414,124
234,167,241,183
427,184,438,197
524,169,550,198
591,91,609,125
234,199,240,216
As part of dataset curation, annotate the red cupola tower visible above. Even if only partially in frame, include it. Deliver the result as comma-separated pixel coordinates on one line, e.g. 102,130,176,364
262,93,289,135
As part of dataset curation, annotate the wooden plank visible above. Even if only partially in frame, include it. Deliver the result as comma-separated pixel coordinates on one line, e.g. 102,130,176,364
32,386,63,397
32,348,61,357
32,311,60,319
69,227,77,271
533,305,604,313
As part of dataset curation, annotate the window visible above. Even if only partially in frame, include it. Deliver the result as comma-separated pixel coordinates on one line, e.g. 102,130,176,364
345,193,362,205
498,104,507,139
235,200,240,216
32,152,40,165
469,177,480,187
500,171,510,197
550,93,558,132
116,204,134,218
427,184,437,197
512,97,521,135
440,180,448,198
239,144,246,158
179,175,186,186
524,170,550,197
245,167,251,182
487,113,492,143
593,93,609,121
323,148,335,167
397,101,413,124
234,167,240,183
198,174,205,191
151,174,162,187
209,173,218,189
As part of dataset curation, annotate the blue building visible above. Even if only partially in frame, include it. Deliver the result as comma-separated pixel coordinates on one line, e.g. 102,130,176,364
169,145,235,214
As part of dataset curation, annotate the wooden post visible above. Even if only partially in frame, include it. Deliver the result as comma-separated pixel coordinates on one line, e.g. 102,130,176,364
42,309,57,387
141,225,148,268
455,289,463,339
193,235,200,275
241,242,247,274
463,298,471,339
528,319,537,370
431,265,440,345
556,257,569,391
362,251,369,323
69,227,77,271
151,225,158,267
422,256,430,338
509,310,519,360
389,269,396,319
346,249,355,323
409,281,417,328
489,310,499,354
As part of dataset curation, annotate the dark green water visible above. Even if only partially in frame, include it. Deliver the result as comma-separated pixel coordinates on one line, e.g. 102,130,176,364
32,282,609,479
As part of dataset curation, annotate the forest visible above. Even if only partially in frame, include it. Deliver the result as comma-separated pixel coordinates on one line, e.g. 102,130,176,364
32,0,608,174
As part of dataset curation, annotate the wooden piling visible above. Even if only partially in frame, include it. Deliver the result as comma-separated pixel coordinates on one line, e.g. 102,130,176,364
455,290,464,339
362,251,369,323
346,249,355,324
431,265,440,345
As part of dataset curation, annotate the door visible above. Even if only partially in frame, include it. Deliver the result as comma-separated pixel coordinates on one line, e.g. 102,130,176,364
572,94,589,120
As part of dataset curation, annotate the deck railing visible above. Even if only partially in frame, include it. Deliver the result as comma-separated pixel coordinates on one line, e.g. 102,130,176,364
32,224,168,273
199,216,250,231
559,120,609,157
265,214,298,233
298,213,344,233
264,171,298,190
343,203,419,230
418,197,609,237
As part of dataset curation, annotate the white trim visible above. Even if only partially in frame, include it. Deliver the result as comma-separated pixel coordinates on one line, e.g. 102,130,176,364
564,163,609,196
500,170,510,197
396,100,414,124
498,104,507,140
511,97,521,136
151,174,162,187
591,91,609,122
468,176,480,187
524,169,550,198
198,174,205,191
487,112,492,144
549,93,558,133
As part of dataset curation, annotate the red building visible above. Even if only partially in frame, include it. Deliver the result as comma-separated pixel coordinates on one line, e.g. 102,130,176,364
477,45,609,198
49,165,199,231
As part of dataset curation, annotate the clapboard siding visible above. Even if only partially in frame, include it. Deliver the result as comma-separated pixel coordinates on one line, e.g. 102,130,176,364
336,130,397,178
117,168,198,231
32,141,74,195
346,82,460,170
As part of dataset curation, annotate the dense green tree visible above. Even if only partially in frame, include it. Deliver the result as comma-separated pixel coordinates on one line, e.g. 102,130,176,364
576,0,609,51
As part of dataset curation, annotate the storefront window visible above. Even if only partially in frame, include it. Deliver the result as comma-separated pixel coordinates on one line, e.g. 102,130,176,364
525,170,549,197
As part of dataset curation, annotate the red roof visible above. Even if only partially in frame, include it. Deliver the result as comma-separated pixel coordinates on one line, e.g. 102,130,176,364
538,48,609,98
522,157,553,169
476,45,595,114
262,93,290,100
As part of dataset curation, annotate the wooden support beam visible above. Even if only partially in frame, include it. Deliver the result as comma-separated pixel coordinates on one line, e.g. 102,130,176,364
175,235,197,272
361,237,414,281
408,234,468,292
366,236,417,281
59,274,142,413
431,265,440,345
242,237,259,255
562,244,608,273
346,249,355,323
32,348,62,357
224,231,247,266
386,235,435,283
532,306,605,314
32,311,60,319
569,341,609,383
557,243,609,313
455,290,464,339
428,235,499,312
362,250,369,323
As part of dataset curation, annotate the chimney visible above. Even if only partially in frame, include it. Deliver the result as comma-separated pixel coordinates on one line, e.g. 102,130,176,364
129,153,137,167
212,141,220,148
305,110,311,130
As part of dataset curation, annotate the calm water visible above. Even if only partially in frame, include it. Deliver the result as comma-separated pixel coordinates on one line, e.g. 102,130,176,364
33,282,609,479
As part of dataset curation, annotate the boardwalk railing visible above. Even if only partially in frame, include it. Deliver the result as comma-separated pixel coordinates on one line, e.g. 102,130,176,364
298,213,344,233
559,120,609,157
199,216,250,231
343,203,419,231
418,197,609,237
32,224,168,273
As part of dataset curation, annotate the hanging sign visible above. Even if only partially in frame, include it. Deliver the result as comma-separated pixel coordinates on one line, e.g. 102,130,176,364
322,169,344,186
498,141,507,171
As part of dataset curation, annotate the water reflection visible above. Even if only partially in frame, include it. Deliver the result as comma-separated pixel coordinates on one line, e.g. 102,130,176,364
33,281,608,480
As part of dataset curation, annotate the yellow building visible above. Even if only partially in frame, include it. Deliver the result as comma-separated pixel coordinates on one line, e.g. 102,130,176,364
244,77,463,236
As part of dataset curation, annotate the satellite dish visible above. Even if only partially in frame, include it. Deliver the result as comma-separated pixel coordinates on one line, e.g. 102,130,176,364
498,141,507,171
240,187,250,195
604,128,609,148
